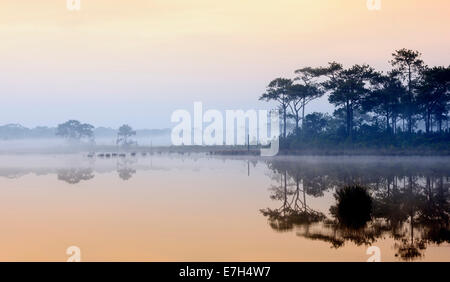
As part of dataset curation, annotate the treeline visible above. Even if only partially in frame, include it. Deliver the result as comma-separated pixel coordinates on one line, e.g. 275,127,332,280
0,122,170,141
0,124,55,139
259,49,450,151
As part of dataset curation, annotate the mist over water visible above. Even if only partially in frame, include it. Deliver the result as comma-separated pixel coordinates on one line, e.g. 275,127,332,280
0,137,172,154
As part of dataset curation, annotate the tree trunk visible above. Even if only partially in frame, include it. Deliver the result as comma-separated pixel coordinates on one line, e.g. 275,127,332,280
430,114,433,133
295,108,300,135
348,103,354,140
301,98,306,129
346,101,351,137
386,111,390,132
283,105,287,139
408,65,413,133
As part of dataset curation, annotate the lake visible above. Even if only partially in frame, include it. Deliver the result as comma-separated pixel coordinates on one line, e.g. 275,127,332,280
0,154,448,261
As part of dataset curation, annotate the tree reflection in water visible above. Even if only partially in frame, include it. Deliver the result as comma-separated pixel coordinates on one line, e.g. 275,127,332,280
55,157,138,183
57,168,95,184
117,157,137,181
260,169,325,233
261,158,450,261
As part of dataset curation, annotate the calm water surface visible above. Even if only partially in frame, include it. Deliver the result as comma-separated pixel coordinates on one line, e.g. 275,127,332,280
0,154,449,261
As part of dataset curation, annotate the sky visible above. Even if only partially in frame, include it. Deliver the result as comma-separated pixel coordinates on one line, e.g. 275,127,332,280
0,0,449,129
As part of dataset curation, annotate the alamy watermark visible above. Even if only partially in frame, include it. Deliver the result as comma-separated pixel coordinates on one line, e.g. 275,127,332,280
171,102,280,156
366,0,382,11
366,246,381,262
67,0,81,11
66,245,81,262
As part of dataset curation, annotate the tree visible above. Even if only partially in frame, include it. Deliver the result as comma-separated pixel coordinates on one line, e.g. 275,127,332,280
303,112,329,135
363,71,405,133
390,49,425,133
117,124,136,146
289,67,324,133
259,78,292,139
323,64,376,138
417,66,450,133
56,120,94,142
287,84,308,134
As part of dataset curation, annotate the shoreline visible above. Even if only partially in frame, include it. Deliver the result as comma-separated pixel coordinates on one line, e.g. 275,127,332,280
0,145,450,157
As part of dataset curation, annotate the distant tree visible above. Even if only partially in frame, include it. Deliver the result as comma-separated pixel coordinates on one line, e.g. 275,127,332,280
390,49,425,133
289,67,324,133
323,64,376,138
259,78,293,139
56,120,94,142
417,66,450,133
117,124,136,146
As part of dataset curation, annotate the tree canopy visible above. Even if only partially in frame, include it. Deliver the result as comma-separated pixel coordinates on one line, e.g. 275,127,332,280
117,124,137,147
56,120,94,142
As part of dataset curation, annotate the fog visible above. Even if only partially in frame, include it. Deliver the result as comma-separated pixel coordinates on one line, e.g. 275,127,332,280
0,135,173,154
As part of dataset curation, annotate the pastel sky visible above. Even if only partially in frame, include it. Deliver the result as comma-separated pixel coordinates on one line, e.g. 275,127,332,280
0,0,449,128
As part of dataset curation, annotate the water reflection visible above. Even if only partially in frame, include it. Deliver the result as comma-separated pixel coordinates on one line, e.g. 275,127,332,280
261,158,450,261
117,158,137,181
259,169,326,232
52,157,140,183
0,155,448,261
57,168,94,184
